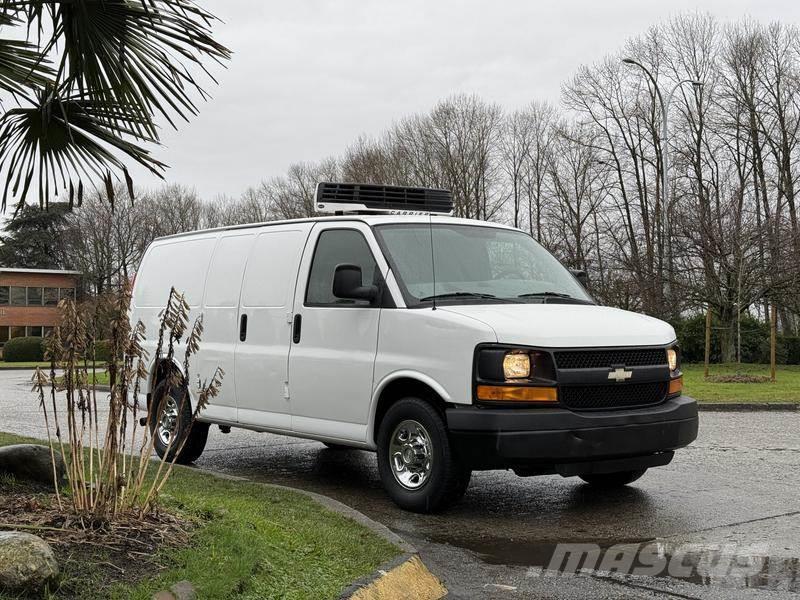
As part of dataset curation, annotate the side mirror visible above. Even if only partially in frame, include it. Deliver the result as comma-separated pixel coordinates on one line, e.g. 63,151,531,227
570,269,589,289
332,264,379,303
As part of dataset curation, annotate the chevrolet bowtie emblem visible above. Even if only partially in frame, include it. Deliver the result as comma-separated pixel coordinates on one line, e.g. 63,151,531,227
608,367,633,382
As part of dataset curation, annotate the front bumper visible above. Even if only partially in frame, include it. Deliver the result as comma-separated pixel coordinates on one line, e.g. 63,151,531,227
446,395,698,474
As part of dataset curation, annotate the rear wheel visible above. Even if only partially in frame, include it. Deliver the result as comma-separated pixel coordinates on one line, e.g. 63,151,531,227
377,397,471,513
579,469,646,488
149,381,209,464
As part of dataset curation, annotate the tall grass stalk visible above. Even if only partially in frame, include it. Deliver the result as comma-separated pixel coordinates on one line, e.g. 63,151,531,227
33,286,222,520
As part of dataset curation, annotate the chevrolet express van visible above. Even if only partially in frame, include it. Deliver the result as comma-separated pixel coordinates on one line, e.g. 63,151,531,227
131,183,698,513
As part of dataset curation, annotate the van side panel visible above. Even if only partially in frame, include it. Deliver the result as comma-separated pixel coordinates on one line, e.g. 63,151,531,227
131,235,217,402
198,232,256,422
235,226,311,430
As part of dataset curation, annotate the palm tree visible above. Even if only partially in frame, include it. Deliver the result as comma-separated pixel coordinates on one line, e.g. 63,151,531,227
0,0,230,212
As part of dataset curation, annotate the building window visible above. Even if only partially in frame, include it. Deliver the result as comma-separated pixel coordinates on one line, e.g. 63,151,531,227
0,287,8,306
0,326,8,344
27,287,43,306
10,287,26,306
59,288,76,302
44,288,59,306
10,326,25,338
27,326,43,337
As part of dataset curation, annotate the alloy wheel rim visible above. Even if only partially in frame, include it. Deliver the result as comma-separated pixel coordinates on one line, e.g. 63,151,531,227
389,419,433,490
157,395,179,446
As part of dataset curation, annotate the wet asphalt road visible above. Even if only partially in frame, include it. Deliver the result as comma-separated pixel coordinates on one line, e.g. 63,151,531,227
2,369,799,598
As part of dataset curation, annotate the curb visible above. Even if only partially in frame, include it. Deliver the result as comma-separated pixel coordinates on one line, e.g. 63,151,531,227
342,555,447,600
698,403,799,411
195,468,446,599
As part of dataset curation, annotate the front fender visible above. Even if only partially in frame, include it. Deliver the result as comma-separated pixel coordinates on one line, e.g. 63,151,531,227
366,370,453,448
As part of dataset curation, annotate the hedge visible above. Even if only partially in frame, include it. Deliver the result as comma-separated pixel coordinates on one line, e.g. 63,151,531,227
2,336,45,362
672,313,800,364
89,339,112,363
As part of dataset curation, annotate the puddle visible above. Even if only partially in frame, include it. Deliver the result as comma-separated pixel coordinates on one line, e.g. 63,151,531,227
433,535,800,592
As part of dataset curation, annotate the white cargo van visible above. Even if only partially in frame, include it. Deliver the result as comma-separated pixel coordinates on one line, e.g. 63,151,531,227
131,183,698,513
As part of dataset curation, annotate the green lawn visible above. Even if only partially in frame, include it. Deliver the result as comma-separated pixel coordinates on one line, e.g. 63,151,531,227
0,361,53,369
53,369,110,387
682,363,800,404
0,361,106,370
0,432,398,599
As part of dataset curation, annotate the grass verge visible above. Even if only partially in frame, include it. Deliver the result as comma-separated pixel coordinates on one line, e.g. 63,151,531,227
0,432,399,599
682,363,800,404
0,361,106,370
0,361,52,369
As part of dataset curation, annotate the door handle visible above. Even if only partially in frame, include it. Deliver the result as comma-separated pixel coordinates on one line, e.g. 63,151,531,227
239,314,248,342
292,314,302,343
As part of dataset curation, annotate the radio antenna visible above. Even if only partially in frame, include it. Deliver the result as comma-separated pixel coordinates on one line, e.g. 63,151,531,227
429,211,437,311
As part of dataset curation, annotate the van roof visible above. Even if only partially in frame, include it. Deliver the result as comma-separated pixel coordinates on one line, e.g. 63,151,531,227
153,214,519,243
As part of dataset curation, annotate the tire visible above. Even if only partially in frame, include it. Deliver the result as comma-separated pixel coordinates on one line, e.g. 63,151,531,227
377,397,471,513
149,381,209,465
579,469,646,488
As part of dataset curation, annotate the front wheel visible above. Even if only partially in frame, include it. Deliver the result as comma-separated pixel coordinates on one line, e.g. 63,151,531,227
149,381,209,465
377,397,471,513
579,469,646,488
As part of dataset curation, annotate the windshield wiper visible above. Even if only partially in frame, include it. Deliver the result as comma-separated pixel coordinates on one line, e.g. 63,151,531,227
517,291,594,304
517,291,571,299
420,292,507,302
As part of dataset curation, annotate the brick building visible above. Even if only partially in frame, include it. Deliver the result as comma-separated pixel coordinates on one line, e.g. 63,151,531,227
0,268,81,349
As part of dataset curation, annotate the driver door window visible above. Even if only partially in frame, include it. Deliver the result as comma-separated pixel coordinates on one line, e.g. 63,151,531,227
305,229,379,307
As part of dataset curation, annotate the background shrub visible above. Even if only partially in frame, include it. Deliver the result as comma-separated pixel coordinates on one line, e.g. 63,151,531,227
3,336,44,362
672,314,710,363
782,336,800,365
89,339,112,363
672,313,796,364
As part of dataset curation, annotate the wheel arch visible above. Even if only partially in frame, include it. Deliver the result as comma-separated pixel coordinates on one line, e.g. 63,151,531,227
368,371,452,448
146,357,190,407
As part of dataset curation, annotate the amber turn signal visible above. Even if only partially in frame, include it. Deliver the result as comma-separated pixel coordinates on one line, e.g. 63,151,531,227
476,385,558,403
668,376,683,396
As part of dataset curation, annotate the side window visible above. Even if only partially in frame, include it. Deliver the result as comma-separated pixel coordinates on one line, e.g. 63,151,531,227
305,229,379,307
27,287,43,306
10,287,26,306
44,288,59,306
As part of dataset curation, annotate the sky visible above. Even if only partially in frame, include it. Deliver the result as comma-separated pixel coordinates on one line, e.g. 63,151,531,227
124,0,800,200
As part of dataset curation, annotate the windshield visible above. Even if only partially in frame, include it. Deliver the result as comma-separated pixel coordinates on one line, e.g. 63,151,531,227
374,223,593,306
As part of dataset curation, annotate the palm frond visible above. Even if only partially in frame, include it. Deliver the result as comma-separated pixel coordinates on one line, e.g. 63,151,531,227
0,88,166,211
0,0,229,210
0,11,54,94
43,0,230,139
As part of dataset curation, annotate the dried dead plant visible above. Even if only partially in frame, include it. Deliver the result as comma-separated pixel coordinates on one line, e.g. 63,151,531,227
33,286,223,521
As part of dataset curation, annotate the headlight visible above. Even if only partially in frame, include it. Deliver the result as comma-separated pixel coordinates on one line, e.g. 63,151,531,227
503,352,531,379
667,347,678,372
476,346,556,383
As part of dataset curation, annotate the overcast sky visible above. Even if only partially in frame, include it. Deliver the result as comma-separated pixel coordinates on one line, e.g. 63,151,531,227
127,0,800,200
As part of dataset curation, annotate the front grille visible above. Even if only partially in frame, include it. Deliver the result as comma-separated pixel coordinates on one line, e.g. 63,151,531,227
554,348,667,370
559,382,668,410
